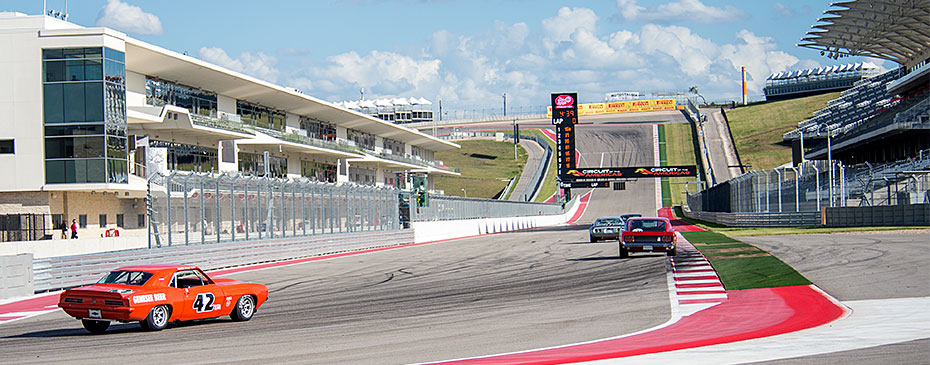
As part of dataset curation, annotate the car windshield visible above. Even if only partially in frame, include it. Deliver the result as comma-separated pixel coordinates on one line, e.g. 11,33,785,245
595,218,622,226
627,220,666,232
621,214,641,220
97,270,154,286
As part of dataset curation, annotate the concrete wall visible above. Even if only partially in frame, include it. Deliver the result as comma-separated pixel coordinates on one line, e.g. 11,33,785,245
0,253,33,300
0,235,147,259
412,198,582,243
825,204,930,227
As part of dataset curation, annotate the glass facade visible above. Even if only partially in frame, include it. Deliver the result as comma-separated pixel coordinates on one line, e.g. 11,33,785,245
238,152,287,178
150,140,218,173
347,128,376,150
145,77,218,117
44,47,127,184
299,116,336,141
383,138,405,156
300,160,336,182
237,100,286,131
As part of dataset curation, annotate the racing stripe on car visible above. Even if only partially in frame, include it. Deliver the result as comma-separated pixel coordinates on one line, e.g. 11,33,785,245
670,235,727,316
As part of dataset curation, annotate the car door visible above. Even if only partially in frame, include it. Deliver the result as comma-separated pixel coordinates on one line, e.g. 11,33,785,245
175,269,225,320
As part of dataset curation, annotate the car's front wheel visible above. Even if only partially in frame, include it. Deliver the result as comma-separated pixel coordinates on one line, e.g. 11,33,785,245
230,295,255,322
81,319,109,334
619,246,629,258
141,305,169,331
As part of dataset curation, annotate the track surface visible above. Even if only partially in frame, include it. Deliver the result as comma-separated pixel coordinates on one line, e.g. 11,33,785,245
742,232,930,364
0,120,672,364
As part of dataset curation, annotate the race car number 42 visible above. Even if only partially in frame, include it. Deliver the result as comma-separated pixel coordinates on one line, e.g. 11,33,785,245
192,293,220,313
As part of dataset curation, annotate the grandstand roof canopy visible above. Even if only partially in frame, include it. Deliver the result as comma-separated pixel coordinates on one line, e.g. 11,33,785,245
767,62,878,80
798,0,930,68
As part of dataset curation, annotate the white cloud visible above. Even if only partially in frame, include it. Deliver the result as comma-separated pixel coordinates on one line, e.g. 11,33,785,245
95,0,163,35
616,0,746,24
198,47,280,83
310,51,440,98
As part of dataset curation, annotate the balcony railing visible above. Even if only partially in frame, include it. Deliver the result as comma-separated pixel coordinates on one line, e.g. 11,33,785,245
251,127,364,155
190,113,254,135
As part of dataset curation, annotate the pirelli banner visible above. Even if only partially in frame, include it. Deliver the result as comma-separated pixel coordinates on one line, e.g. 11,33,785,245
547,98,677,118
563,166,697,181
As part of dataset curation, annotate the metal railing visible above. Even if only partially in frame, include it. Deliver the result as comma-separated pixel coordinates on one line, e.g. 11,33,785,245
410,194,565,222
189,113,254,135
147,172,401,248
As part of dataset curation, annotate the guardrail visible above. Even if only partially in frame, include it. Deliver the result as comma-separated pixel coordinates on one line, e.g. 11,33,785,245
33,229,414,293
682,209,821,227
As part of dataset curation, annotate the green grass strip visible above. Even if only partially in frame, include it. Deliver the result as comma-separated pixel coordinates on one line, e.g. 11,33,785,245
706,256,811,290
657,124,671,206
694,243,754,250
681,231,739,244
703,250,767,257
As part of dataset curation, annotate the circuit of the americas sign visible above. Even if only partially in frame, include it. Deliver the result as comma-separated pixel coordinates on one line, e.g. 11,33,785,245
563,166,697,181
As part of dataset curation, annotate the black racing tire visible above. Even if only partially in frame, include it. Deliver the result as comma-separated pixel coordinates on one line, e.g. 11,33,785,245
619,247,629,258
589,235,596,243
230,295,256,322
81,319,109,334
667,247,677,257
141,305,170,331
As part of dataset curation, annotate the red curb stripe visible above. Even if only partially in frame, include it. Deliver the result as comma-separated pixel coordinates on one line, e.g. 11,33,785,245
679,298,728,305
433,285,844,364
675,283,723,289
677,290,727,295
673,269,716,273
674,276,720,281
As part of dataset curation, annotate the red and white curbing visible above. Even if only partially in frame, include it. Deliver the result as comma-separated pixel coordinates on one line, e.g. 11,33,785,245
669,235,727,316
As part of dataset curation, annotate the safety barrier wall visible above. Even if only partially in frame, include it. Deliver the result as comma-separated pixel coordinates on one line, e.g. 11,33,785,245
824,204,930,227
0,254,33,300
410,194,564,222
32,230,414,293
412,195,580,242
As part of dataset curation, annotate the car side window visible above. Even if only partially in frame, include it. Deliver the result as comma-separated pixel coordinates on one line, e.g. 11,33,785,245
174,270,204,288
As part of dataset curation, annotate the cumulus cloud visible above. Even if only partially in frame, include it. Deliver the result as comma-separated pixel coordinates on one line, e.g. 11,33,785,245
616,0,746,24
284,5,810,108
95,0,163,35
198,47,280,83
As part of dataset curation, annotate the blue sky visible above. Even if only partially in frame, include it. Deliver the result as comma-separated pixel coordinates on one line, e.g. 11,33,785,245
7,0,889,110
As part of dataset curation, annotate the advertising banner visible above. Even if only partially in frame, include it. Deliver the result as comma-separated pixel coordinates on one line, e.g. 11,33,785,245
547,98,677,117
561,166,697,181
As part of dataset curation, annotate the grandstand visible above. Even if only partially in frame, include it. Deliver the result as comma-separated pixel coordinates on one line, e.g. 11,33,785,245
764,62,880,101
784,0,929,166
336,97,435,124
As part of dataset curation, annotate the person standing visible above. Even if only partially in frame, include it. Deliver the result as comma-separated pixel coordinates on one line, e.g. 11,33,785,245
60,222,68,239
70,219,78,239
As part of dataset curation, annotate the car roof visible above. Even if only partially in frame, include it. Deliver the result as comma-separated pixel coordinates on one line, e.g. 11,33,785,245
113,265,200,274
627,217,671,222
595,216,622,220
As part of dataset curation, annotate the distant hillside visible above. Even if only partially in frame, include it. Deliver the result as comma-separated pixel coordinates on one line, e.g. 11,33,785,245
725,92,840,170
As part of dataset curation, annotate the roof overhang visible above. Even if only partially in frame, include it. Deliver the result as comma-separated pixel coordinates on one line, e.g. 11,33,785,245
798,0,930,69
127,105,254,145
123,38,459,152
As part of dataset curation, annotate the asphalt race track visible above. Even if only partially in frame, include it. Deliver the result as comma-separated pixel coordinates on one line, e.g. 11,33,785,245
0,116,672,364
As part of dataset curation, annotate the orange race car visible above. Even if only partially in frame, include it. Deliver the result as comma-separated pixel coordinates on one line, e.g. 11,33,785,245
58,265,268,334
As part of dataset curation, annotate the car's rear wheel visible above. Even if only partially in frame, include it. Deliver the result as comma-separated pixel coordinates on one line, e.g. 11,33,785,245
589,235,596,243
81,319,109,334
619,246,629,258
141,305,169,331
667,247,677,256
230,295,255,322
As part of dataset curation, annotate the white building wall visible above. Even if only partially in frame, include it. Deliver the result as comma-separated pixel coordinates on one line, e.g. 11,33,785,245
217,94,236,115
125,71,146,106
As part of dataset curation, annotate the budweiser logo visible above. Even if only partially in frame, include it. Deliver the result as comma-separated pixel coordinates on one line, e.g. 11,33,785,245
554,94,574,109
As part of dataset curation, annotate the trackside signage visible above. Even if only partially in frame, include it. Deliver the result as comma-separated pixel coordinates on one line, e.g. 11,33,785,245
564,166,697,181
552,93,579,180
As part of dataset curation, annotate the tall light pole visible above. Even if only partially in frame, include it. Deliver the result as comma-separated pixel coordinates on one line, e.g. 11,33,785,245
502,93,507,116
461,188,467,198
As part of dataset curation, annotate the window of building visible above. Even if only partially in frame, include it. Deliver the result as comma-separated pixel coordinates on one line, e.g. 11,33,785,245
150,140,218,173
116,214,124,228
43,47,127,184
299,117,336,141
237,100,286,131
52,214,64,230
145,77,218,117
383,138,405,156
79,214,87,228
300,160,336,182
99,214,107,227
0,140,13,154
347,129,376,150
238,152,287,178
137,214,145,228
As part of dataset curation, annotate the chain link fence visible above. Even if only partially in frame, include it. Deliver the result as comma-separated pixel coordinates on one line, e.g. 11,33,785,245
147,172,400,248
688,151,930,214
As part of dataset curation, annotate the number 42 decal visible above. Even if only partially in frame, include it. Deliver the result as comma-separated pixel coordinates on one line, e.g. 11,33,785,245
192,293,219,313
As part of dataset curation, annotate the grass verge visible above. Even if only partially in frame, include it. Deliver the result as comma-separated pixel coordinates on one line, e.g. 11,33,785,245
726,92,839,170
681,230,810,290
433,140,527,199
664,121,699,207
